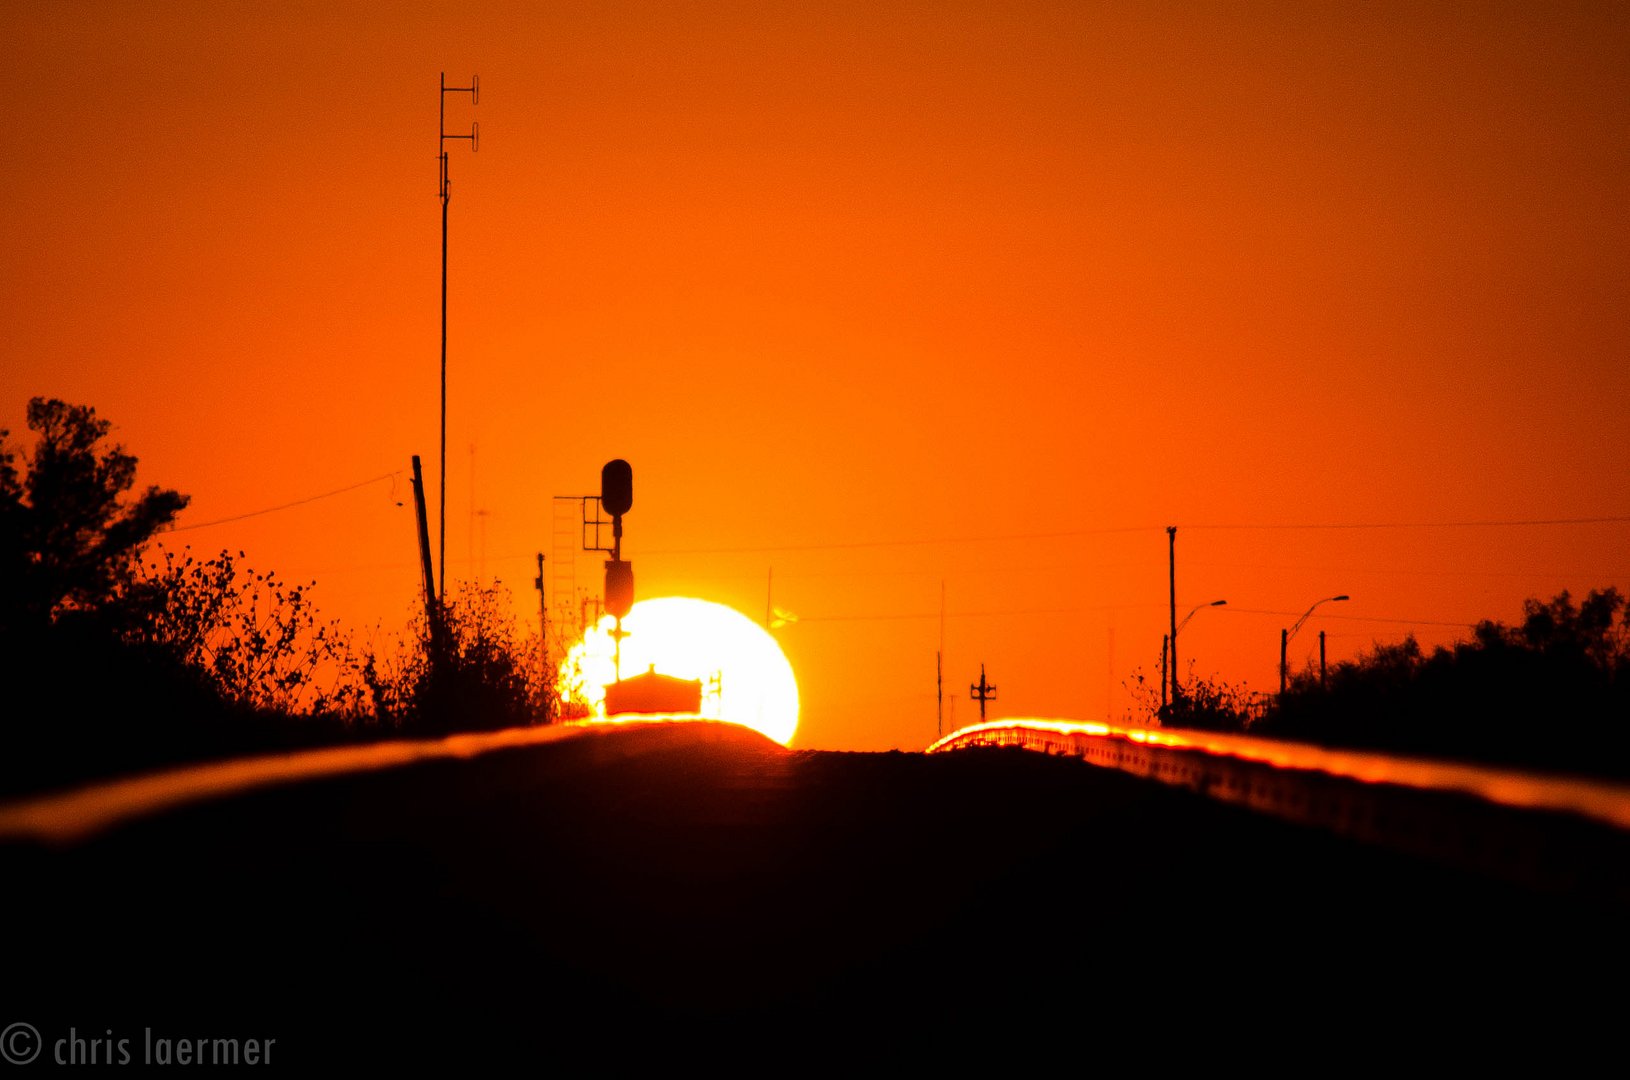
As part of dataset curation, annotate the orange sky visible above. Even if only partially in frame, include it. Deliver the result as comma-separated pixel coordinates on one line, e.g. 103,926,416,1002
5,2,1627,750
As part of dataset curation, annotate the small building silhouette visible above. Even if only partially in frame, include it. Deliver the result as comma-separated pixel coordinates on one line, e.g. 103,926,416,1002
604,665,703,716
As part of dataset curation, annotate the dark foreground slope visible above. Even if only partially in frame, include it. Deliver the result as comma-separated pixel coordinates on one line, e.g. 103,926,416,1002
4,722,1624,1067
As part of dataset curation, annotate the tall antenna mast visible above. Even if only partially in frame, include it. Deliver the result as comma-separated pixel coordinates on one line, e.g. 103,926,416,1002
438,71,479,604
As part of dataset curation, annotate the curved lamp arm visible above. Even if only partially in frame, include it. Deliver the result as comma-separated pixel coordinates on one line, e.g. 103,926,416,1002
1288,595,1349,641
1176,599,1228,636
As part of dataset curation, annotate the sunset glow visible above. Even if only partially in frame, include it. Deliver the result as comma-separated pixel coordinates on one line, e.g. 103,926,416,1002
560,597,799,745
3,4,1626,750
7,6,1630,1060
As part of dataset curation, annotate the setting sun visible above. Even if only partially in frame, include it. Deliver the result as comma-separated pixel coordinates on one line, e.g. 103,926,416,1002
559,597,800,746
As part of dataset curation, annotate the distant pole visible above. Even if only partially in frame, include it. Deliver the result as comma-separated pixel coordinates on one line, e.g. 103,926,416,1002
534,552,547,672
938,579,946,737
766,567,773,628
1167,526,1178,708
439,151,447,604
1319,630,1327,690
1106,625,1115,721
1280,627,1289,696
467,444,476,586
438,72,479,604
1160,633,1169,711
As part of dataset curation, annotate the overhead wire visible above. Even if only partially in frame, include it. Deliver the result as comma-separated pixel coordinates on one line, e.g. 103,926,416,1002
1219,606,1474,628
635,513,1630,557
1184,515,1630,531
165,471,404,533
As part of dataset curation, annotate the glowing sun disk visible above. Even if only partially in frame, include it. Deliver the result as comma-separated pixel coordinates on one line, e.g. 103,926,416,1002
558,597,800,746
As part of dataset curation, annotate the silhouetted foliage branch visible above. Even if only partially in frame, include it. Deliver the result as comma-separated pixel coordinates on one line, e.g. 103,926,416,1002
127,547,367,717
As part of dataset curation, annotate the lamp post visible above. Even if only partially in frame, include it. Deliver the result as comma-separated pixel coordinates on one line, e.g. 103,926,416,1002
1281,595,1348,695
1169,600,1225,711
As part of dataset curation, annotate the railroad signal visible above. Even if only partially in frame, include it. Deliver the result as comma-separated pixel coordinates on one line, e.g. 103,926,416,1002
605,559,634,620
601,459,633,518
575,458,633,678
599,459,634,620
559,459,639,675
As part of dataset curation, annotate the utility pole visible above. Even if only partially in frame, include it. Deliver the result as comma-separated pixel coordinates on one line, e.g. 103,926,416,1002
970,664,997,722
937,579,946,739
1167,526,1178,709
1319,630,1327,690
410,455,437,623
410,455,443,662
1159,633,1169,712
1280,628,1289,696
1106,625,1115,722
534,552,547,682
438,72,479,604
468,443,475,586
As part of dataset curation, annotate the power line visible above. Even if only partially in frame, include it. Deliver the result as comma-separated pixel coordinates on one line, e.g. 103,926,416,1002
799,603,1140,624
1221,607,1472,628
640,525,1156,557
166,472,402,534
1186,515,1630,531
166,494,1629,574
1188,559,1630,580
636,514,1630,557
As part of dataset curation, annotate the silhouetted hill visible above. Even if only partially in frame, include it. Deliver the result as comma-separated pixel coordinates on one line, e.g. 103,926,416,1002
5,723,1622,1066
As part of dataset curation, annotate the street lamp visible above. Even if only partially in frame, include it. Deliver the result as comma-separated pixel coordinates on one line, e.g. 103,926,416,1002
1281,595,1349,695
1166,599,1226,710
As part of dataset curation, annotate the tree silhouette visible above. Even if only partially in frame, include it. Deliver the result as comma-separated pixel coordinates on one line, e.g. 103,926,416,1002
0,399,201,794
1262,589,1630,777
0,397,187,635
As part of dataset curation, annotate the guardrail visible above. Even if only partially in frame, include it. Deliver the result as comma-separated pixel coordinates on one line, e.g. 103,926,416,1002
929,718,1630,904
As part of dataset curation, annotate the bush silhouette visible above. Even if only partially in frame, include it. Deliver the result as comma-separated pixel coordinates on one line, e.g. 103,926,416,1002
129,546,366,718
363,581,554,735
1123,663,1262,733
0,397,555,795
1260,589,1630,777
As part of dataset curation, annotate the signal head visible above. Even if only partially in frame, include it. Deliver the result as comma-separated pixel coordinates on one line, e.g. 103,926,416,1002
601,459,633,517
